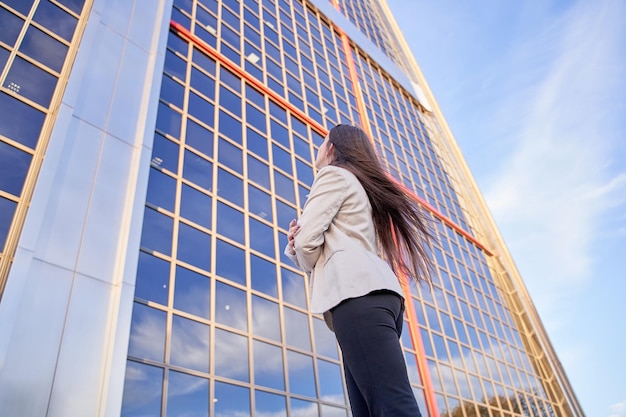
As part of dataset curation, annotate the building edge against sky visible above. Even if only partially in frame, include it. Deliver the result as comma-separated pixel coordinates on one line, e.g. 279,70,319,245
0,1,583,417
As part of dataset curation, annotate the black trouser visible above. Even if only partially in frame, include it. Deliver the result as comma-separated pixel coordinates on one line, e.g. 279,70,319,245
331,290,422,417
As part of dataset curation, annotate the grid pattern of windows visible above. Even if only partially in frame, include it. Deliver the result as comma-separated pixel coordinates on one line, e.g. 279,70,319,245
347,42,562,417
333,0,412,76
0,0,86,293
121,1,573,416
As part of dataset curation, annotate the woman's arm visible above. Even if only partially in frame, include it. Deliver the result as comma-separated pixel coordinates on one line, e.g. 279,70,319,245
291,166,348,271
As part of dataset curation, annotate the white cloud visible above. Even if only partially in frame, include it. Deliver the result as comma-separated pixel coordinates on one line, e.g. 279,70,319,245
609,400,626,417
482,0,626,309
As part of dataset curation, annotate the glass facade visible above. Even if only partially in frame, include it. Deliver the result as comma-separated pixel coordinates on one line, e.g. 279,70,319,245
0,0,86,294
0,0,582,416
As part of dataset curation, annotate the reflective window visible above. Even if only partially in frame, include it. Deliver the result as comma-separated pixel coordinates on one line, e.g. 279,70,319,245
140,207,173,255
173,265,211,319
215,280,247,331
287,350,316,397
180,183,212,228
170,315,210,372
0,140,31,196
214,328,249,382
135,251,169,305
183,148,213,190
281,267,306,308
19,25,68,72
185,117,213,157
251,294,281,341
215,238,245,284
166,371,209,416
249,217,274,257
121,361,163,416
145,168,176,212
214,381,250,415
283,306,310,350
317,359,345,403
253,340,285,390
255,390,287,417
0,92,46,148
0,197,17,248
0,7,24,46
177,222,212,271
216,202,244,243
33,0,78,41
247,127,268,159
127,303,166,362
217,167,243,206
218,137,243,173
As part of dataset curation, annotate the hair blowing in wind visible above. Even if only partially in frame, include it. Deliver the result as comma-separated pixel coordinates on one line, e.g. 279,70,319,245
327,124,434,284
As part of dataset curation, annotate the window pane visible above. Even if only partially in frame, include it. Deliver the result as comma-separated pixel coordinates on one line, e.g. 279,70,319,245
313,318,338,360
0,197,17,250
217,138,243,173
246,128,268,159
214,381,250,415
151,133,179,172
185,117,213,157
177,222,212,271
128,303,166,362
218,110,242,144
247,154,270,189
0,140,31,196
19,25,68,72
291,398,319,417
190,66,215,98
145,168,176,211
188,91,214,126
166,371,209,416
140,207,173,255
287,350,316,397
121,361,163,417
317,359,345,404
255,390,286,417
249,217,274,258
173,265,211,319
216,203,244,244
283,307,310,350
0,92,45,149
253,340,284,390
217,168,243,207
215,281,247,331
219,86,241,117
155,102,182,138
248,184,272,220
159,74,184,108
135,251,169,305
0,8,24,46
274,170,295,203
275,199,296,231
251,295,280,342
183,149,213,190
214,329,249,382
170,315,210,372
33,0,78,41
250,254,277,297
180,184,212,228
281,267,306,308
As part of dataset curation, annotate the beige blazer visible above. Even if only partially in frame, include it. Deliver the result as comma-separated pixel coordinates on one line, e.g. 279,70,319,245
284,165,403,330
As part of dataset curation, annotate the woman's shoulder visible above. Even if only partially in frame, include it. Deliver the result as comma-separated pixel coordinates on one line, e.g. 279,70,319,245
317,164,356,181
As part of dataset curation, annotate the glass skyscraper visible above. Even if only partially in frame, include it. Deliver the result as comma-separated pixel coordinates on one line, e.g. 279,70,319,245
0,0,583,416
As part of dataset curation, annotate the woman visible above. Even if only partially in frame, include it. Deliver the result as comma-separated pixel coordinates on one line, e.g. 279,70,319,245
285,124,433,416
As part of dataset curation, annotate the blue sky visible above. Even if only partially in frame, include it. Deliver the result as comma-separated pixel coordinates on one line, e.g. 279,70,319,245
386,1,626,416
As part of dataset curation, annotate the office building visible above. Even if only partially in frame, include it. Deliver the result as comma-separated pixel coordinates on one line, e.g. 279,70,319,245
0,0,583,415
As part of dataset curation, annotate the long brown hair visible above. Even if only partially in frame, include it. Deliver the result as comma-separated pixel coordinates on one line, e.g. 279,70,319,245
327,124,433,284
